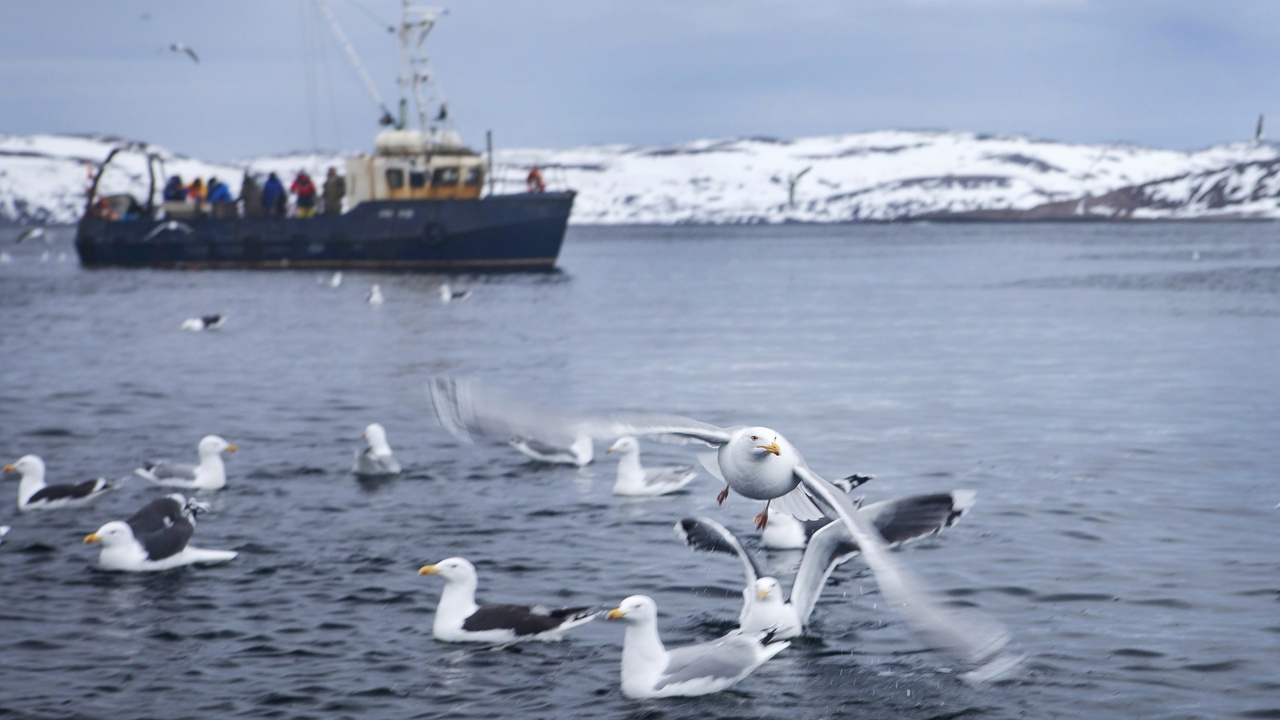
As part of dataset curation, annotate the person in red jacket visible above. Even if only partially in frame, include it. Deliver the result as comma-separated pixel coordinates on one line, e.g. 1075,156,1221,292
291,171,318,218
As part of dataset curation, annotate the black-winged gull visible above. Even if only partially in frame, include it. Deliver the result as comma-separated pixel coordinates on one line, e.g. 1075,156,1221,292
353,422,402,477
676,490,976,638
180,314,226,331
4,455,115,512
439,283,472,303
607,594,788,699
84,493,236,572
427,376,1019,678
605,436,698,496
418,557,597,643
135,435,238,490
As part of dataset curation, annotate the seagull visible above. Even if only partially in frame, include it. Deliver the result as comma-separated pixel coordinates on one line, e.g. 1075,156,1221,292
84,493,237,572
167,42,200,63
179,314,226,331
439,283,472,303
676,490,976,638
353,423,401,478
134,435,238,491
418,557,597,643
328,271,343,288
14,227,49,245
427,376,1018,677
761,473,873,550
143,220,193,241
606,594,789,699
0,526,9,545
4,455,115,512
367,284,384,306
605,436,698,496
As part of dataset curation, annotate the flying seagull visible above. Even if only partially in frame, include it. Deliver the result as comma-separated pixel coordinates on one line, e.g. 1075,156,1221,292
427,376,1020,679
167,42,199,63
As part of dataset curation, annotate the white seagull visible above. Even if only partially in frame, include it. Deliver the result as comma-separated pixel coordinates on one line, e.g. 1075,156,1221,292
135,435,238,491
605,436,698,496
15,227,50,245
607,594,789,699
328,271,343,288
366,284,384,306
427,376,1018,678
439,283,472,303
676,490,976,638
84,494,236,572
4,455,115,512
353,422,401,477
166,42,200,63
418,557,597,643
179,314,226,331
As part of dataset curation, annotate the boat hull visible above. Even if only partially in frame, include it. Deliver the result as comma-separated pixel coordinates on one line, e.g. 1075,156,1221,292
75,192,575,272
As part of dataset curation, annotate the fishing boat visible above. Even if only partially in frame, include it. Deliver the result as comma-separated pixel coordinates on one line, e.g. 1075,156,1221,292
75,2,574,272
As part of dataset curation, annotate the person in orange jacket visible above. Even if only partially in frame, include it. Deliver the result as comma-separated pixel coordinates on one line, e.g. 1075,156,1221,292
186,177,207,207
291,171,318,218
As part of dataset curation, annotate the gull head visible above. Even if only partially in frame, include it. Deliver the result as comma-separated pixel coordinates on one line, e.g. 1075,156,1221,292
607,594,657,623
605,436,639,455
418,556,477,583
198,435,238,457
755,577,784,603
4,454,44,480
84,521,134,548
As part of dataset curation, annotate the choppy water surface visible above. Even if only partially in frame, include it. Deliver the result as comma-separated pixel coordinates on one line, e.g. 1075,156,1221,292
1,222,1278,720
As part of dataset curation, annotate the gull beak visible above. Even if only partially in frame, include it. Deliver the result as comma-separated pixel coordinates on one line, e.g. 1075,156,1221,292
225,444,239,453
361,430,367,438
756,440,782,456
2,464,14,473
418,565,439,576
605,444,617,454
606,608,626,620
758,587,770,600
84,533,102,544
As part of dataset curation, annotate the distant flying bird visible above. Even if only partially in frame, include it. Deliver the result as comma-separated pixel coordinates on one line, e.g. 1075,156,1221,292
15,227,49,245
143,220,193,241
167,42,199,63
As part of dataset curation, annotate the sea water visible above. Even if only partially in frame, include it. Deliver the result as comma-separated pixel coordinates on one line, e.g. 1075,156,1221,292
0,222,1277,719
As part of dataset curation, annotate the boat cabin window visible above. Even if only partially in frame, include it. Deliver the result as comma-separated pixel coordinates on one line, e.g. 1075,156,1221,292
409,171,427,188
464,167,483,186
432,167,460,187
385,168,405,189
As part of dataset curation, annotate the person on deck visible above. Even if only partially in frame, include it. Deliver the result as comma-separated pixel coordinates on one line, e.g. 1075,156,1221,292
240,173,264,219
262,172,286,218
526,166,545,193
186,177,206,208
322,167,345,216
163,175,186,202
207,177,235,218
291,171,318,218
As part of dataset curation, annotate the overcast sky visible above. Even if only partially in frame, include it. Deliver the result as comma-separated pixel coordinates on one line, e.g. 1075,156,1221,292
1,1,1277,163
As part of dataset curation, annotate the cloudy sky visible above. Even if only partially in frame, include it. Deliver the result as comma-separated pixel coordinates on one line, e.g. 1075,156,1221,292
1,1,1277,162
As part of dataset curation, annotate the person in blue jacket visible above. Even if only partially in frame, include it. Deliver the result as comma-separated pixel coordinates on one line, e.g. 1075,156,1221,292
207,177,233,204
262,172,286,218
162,175,186,202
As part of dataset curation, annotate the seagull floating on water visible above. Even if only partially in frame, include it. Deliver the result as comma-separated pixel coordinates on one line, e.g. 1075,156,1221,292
180,314,225,331
418,557,597,643
439,283,472,303
328,271,343,288
427,376,1019,678
353,423,401,478
607,594,789,699
135,435,238,491
84,493,236,572
4,455,115,512
367,284,384,306
606,436,698,496
677,490,975,638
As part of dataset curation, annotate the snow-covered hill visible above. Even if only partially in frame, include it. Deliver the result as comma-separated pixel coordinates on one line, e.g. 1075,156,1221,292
3,130,1279,225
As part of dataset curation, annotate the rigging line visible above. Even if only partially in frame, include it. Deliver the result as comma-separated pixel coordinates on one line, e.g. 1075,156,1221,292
315,14,344,151
338,0,394,33
300,0,319,152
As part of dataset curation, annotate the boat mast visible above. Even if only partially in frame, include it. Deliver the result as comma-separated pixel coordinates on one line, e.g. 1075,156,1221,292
397,3,454,138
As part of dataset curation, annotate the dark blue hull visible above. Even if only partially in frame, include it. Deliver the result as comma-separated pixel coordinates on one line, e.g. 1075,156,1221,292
75,192,575,272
